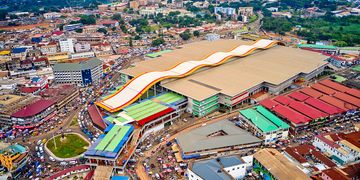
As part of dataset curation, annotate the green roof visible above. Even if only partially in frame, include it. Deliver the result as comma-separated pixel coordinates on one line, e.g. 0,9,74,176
154,92,184,104
145,50,172,58
239,108,278,133
124,100,168,121
331,75,347,83
297,44,337,50
352,65,360,72
255,106,290,129
339,47,360,51
105,125,131,152
95,125,121,151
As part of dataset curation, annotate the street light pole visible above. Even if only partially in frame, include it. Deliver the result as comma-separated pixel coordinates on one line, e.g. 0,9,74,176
53,133,57,149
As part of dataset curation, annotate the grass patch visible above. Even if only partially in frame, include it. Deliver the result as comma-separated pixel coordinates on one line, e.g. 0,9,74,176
70,116,77,126
47,134,89,158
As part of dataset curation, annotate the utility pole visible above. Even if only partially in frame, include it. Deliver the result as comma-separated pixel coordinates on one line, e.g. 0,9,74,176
53,133,57,149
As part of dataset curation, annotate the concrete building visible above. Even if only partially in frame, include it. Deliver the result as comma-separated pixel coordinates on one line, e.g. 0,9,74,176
53,58,102,86
59,38,75,53
11,99,55,126
239,106,290,144
43,12,62,19
176,120,262,159
188,155,253,180
40,42,58,55
0,144,29,179
98,39,329,117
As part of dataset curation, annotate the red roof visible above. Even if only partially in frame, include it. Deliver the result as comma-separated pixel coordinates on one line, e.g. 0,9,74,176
259,99,279,109
20,87,40,93
289,101,328,119
288,91,310,102
273,105,311,124
319,79,351,93
274,95,294,105
49,165,90,180
333,92,360,107
346,88,360,99
88,105,106,130
319,95,357,111
311,83,337,95
52,30,63,36
299,87,324,98
12,99,55,118
305,97,344,115
316,133,341,149
137,108,174,126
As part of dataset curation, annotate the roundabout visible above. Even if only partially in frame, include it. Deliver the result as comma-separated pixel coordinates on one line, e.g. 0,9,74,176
45,133,90,161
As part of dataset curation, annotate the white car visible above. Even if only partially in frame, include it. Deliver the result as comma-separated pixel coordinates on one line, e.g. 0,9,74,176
60,161,68,166
49,156,56,162
69,160,77,165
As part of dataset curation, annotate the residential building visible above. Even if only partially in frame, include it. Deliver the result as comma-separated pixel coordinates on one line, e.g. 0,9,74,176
313,132,360,165
40,42,58,55
46,52,69,64
10,48,27,61
40,84,79,110
320,163,360,180
53,58,102,86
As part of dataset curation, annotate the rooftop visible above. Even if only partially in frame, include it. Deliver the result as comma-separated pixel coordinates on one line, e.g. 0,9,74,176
53,58,102,72
177,120,261,153
254,148,310,180
11,99,55,118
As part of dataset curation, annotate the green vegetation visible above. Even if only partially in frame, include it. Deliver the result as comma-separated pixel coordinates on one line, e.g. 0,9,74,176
262,16,360,45
70,116,77,127
151,38,165,46
179,30,191,40
193,30,200,37
97,27,108,34
47,134,89,158
79,15,96,25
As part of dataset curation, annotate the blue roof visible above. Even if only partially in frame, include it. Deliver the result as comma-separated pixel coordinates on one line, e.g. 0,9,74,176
219,156,244,168
11,47,27,53
192,159,231,180
111,176,130,180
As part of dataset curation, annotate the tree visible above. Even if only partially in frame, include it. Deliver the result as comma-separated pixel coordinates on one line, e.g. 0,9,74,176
97,28,107,34
75,29,83,33
193,30,200,37
59,24,64,31
112,27,116,31
179,30,191,40
151,38,165,46
129,38,133,47
134,35,141,40
120,25,127,33
112,14,122,21
237,15,243,22
79,15,96,25
334,41,347,47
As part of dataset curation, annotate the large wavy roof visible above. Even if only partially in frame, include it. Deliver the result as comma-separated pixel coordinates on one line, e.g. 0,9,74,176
96,39,281,112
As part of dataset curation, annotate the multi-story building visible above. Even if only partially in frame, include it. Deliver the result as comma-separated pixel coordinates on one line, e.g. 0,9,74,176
239,106,290,144
53,58,102,86
11,99,55,126
59,38,75,53
313,132,360,165
46,52,69,64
